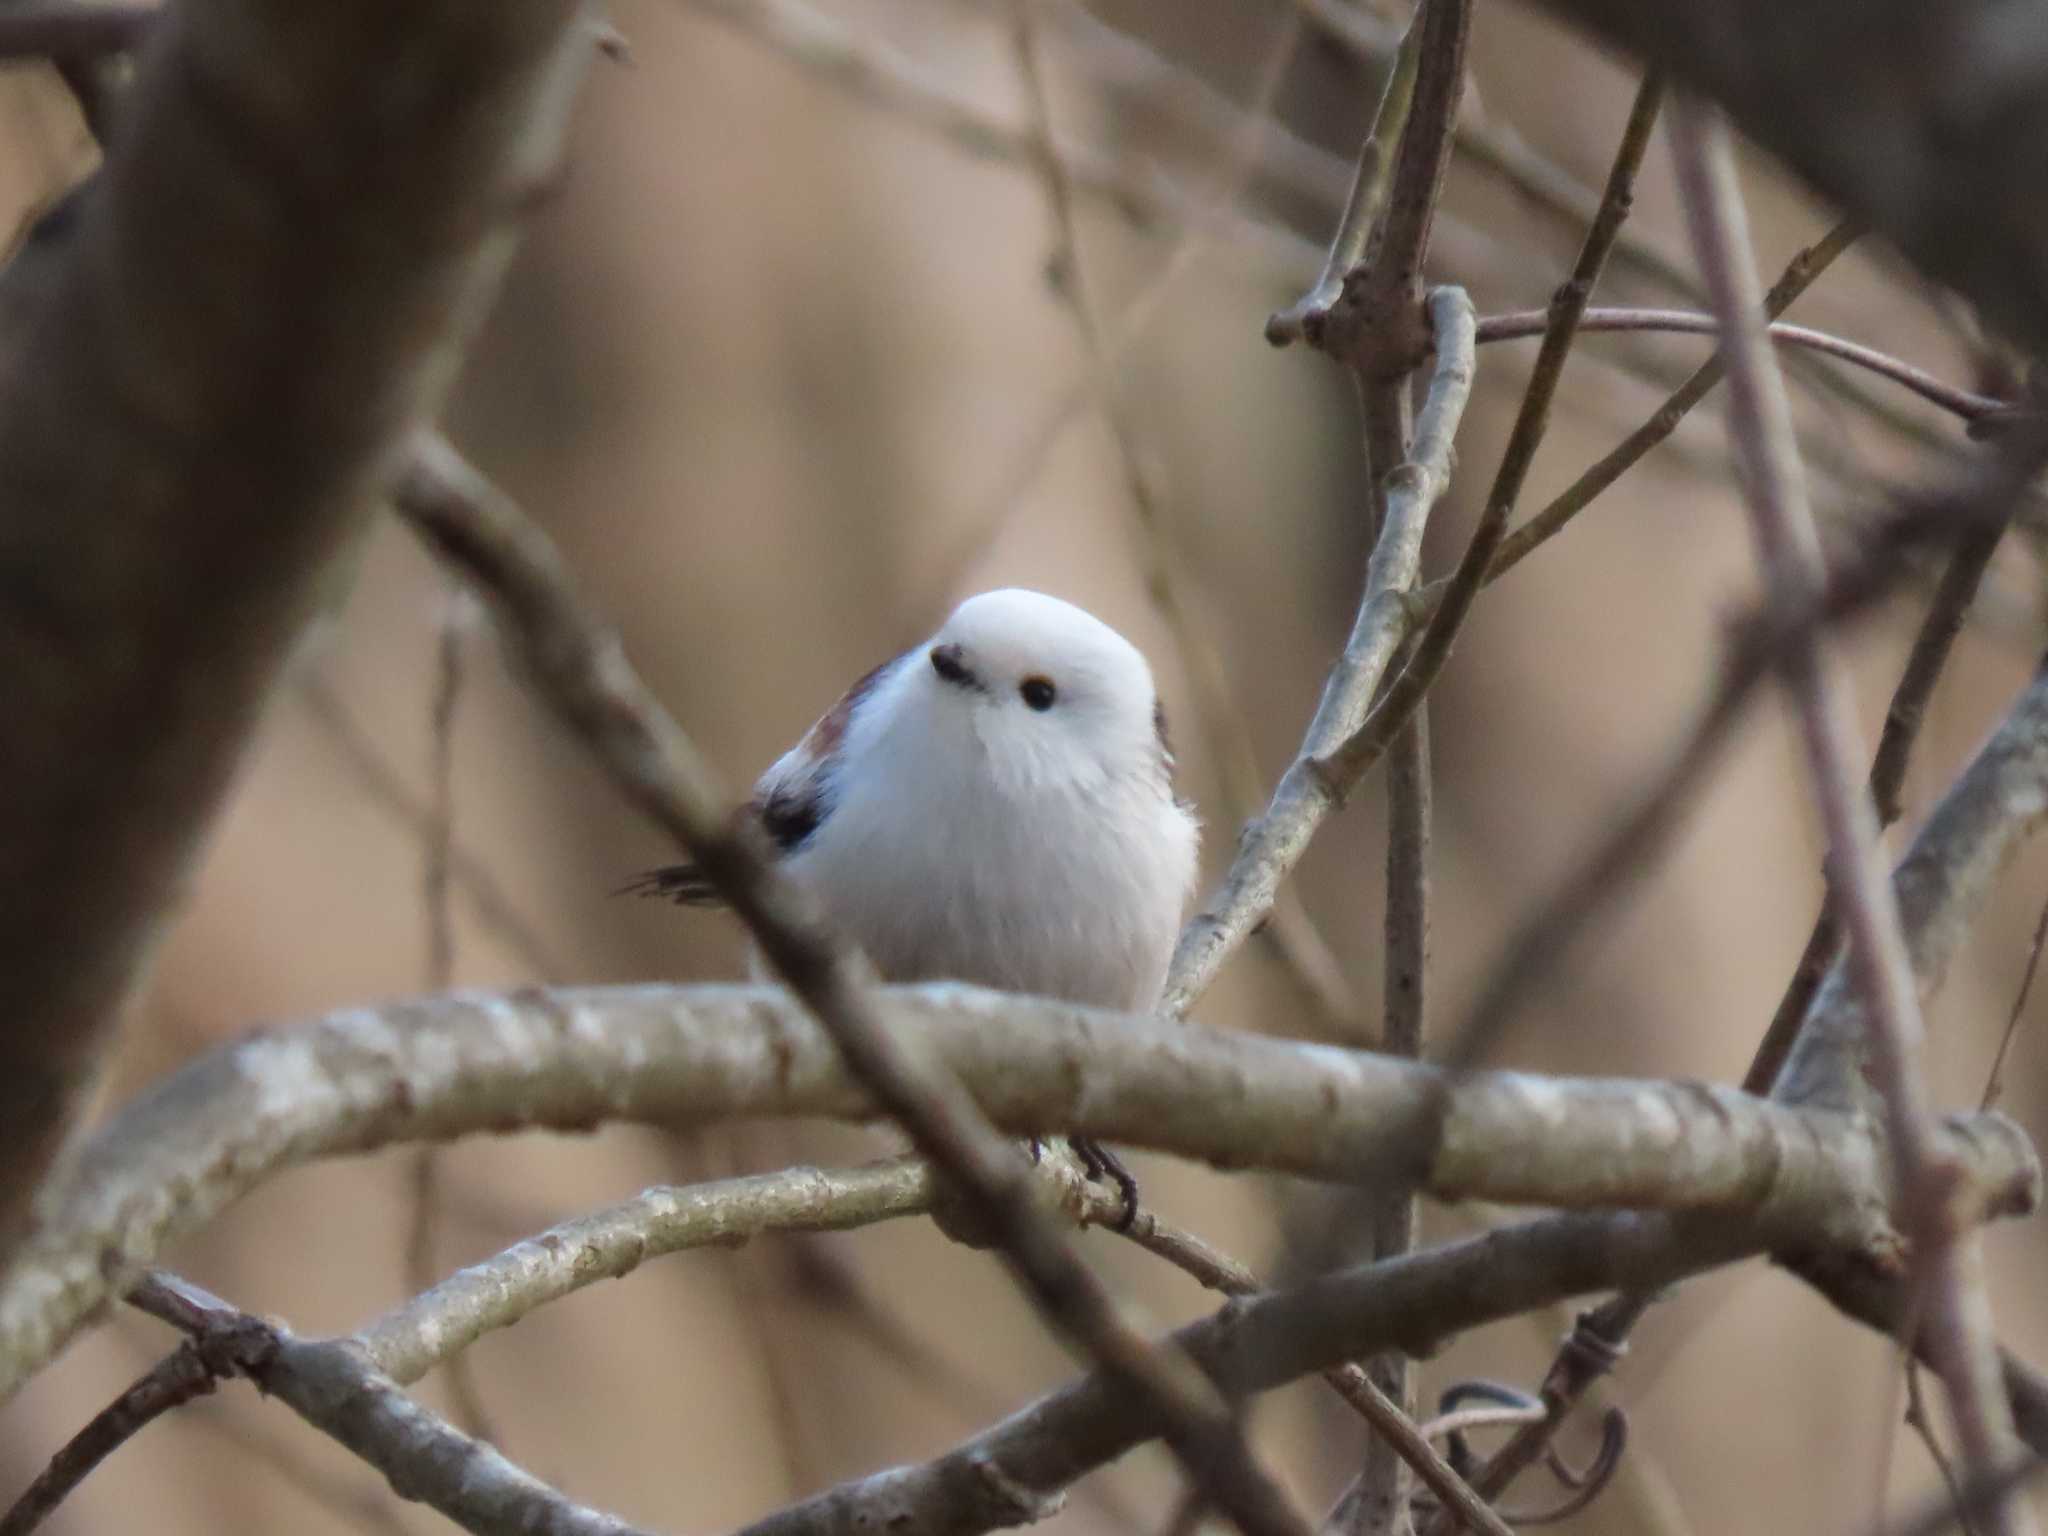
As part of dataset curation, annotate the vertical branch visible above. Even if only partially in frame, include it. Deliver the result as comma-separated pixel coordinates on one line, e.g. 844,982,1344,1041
1272,4,1474,1521
1357,371,1427,1536
402,588,500,1445
1315,71,1665,792
1666,97,2034,1536
1265,14,1426,344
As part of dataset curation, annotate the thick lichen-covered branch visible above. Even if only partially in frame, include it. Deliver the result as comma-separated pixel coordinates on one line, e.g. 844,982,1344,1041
3,982,2037,1397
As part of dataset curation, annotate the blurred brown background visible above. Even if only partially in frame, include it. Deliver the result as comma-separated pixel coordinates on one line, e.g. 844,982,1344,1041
1,1,2044,1531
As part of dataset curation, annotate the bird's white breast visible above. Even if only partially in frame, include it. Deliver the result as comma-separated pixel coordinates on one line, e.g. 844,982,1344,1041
782,672,1197,1012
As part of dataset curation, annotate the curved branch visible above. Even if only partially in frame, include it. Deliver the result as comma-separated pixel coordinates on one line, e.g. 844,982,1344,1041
3,983,2036,1397
0,0,592,1251
1474,308,2009,423
359,1159,933,1385
131,1272,643,1536
729,1207,1807,1536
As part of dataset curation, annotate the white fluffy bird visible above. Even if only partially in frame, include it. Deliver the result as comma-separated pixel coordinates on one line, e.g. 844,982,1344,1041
632,589,1201,1207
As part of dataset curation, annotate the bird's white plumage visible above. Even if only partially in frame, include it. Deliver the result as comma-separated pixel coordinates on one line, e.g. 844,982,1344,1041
759,589,1199,1010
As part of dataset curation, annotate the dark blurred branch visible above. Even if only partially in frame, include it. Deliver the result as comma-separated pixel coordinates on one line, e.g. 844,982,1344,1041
1752,472,2026,1094
0,0,591,1255
1521,0,2048,355
1442,498,1969,1073
1669,97,2028,1535
0,2,149,60
391,435,1315,1536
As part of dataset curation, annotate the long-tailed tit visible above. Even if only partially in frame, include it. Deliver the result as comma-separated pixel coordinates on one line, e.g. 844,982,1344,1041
632,588,1201,1213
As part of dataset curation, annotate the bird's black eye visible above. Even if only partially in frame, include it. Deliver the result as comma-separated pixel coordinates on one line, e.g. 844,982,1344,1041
1019,676,1057,711
931,645,972,686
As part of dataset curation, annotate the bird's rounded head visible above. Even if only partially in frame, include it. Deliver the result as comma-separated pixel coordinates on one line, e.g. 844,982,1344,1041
913,588,1172,795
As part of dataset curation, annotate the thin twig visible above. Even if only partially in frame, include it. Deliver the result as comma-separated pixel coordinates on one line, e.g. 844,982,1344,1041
1004,0,1359,1035
1318,0,1473,377
298,675,571,983
360,1159,934,1385
1164,288,1476,1014
1306,10,1484,1522
1364,381,1430,1536
1312,72,1664,795
0,1343,230,1536
403,590,500,1445
1668,97,2034,1536
1908,1360,1985,1536
1476,219,1861,592
1982,888,2048,1111
128,1272,643,1536
1265,11,1425,343
1473,309,2010,424
392,434,1314,1536
1448,451,2034,1505
1752,492,2017,1094
1112,1207,1514,1536
1428,200,1949,1536
1441,504,1974,1072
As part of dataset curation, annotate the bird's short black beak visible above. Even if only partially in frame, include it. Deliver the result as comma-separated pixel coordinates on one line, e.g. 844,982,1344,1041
930,643,980,690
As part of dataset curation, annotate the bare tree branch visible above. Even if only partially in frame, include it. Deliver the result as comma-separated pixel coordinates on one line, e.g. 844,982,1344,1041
1475,219,1860,593
4,980,2037,1399
298,673,571,983
392,435,1315,1536
1474,309,2011,424
130,1272,643,1536
1776,654,2048,1106
727,1201,1919,1536
1311,70,1662,792
1165,288,1477,1013
0,0,592,1252
360,1159,935,1386
1109,1209,1513,1536
0,1337,231,1536
1668,97,2031,1536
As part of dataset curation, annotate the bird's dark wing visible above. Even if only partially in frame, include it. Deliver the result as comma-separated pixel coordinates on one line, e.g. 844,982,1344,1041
620,650,906,909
